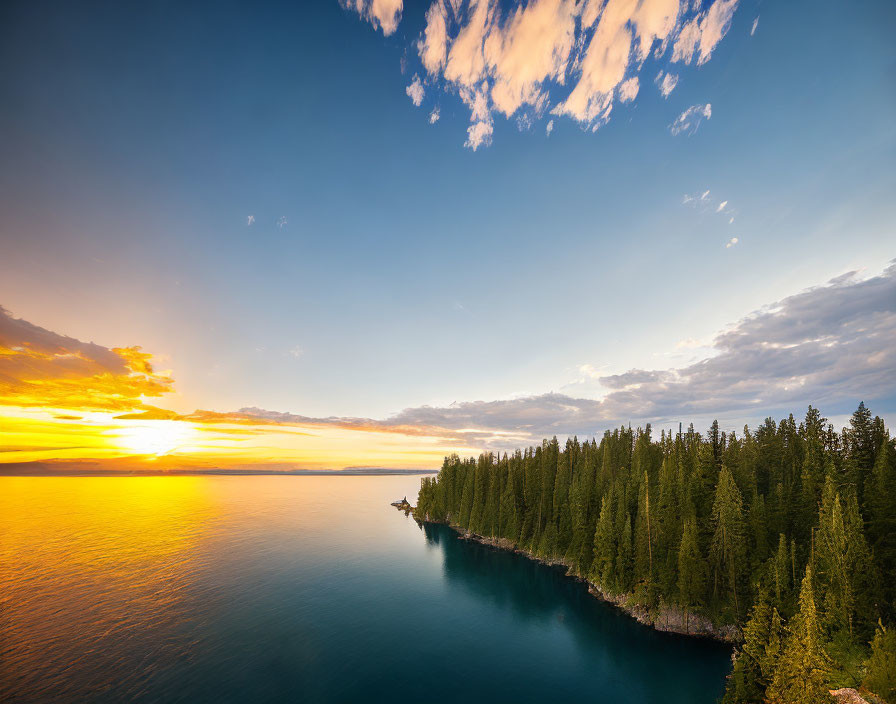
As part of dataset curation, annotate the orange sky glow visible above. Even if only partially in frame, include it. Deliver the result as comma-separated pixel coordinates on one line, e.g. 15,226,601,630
0,310,479,470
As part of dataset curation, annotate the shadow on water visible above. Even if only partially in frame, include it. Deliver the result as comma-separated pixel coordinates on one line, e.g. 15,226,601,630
420,521,733,704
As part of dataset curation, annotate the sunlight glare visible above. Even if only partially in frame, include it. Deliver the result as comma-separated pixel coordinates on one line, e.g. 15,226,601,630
111,421,198,457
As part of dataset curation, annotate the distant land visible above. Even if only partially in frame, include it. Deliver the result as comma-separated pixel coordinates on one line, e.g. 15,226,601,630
0,461,438,477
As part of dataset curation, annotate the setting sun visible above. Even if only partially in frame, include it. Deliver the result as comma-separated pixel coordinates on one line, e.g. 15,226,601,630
110,421,198,457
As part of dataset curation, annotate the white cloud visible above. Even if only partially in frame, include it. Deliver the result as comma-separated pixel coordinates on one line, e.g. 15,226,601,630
556,0,679,125
406,74,424,106
418,2,449,74
618,76,640,103
717,200,728,212
726,236,738,248
289,346,304,359
247,215,255,226
462,84,494,150
729,216,735,224
655,70,679,97
347,0,741,149
429,106,441,123
277,216,287,229
672,0,739,65
751,16,759,36
341,0,403,36
225,263,896,449
545,118,554,136
669,102,712,135
466,118,494,151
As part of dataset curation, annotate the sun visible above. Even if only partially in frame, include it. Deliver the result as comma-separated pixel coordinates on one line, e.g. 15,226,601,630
112,421,197,457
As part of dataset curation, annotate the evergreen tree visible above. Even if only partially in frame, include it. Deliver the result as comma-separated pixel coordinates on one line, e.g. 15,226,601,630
768,565,830,704
677,517,705,632
771,533,792,613
616,513,634,593
849,402,875,507
591,495,615,587
863,621,896,703
711,466,746,617
724,590,784,703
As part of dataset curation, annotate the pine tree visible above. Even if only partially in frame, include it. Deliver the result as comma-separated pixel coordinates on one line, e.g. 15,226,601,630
711,466,746,617
863,621,896,703
771,533,792,613
724,590,784,703
815,484,875,639
849,402,875,507
591,495,615,588
867,437,896,618
768,565,830,704
616,513,634,593
677,517,706,632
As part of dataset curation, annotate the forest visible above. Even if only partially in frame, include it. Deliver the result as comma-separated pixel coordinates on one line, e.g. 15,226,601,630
416,403,896,703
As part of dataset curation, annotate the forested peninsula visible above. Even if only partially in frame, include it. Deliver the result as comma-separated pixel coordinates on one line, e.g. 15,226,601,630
416,403,896,703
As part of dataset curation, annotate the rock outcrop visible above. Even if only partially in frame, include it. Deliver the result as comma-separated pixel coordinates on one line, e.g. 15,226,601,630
829,689,872,704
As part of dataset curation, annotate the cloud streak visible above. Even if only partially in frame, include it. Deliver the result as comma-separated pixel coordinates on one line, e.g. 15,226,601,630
655,70,679,97
670,102,711,135
346,0,740,148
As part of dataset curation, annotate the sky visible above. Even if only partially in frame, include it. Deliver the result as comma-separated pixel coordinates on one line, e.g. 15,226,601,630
0,0,894,470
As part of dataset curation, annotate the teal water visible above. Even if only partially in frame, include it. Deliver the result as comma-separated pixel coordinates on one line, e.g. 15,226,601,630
0,476,732,702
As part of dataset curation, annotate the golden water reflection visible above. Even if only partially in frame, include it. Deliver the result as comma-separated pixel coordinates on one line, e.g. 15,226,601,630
0,477,217,701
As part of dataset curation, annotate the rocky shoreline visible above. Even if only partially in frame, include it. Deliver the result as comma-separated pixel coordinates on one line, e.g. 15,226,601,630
400,503,739,645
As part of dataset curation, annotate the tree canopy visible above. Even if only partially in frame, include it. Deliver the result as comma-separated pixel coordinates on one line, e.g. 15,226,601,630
416,403,895,702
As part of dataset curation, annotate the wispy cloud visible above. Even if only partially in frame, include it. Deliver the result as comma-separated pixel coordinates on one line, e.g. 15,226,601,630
289,346,304,359
346,0,741,149
429,106,441,123
277,216,287,229
751,16,759,36
406,74,424,106
341,0,403,36
670,103,712,135
655,70,679,97
671,0,739,65
725,236,738,248
685,190,734,216
247,215,255,226
683,188,736,236
618,76,640,103
682,188,711,205
545,118,554,136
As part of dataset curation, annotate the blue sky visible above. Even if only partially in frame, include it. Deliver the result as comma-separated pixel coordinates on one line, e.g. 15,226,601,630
1,0,894,447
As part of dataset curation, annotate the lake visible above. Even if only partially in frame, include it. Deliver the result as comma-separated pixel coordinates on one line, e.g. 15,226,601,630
0,475,732,702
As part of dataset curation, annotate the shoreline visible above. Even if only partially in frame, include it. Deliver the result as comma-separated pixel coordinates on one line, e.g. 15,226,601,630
402,505,739,646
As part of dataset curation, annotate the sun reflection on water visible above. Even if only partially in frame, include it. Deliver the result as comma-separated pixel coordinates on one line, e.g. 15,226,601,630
0,477,216,701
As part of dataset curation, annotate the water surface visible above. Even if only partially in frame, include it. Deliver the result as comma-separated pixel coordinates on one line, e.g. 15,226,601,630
0,476,731,702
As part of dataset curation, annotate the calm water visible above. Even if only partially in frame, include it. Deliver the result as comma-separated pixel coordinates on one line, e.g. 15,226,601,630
0,476,732,702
